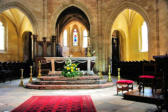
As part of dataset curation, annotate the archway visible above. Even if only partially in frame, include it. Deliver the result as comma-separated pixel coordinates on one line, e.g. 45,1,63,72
0,2,38,34
56,6,90,57
100,2,152,72
0,8,34,62
111,8,149,62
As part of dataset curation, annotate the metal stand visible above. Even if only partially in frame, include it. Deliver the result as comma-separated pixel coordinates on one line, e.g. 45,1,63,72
87,47,91,57
29,66,33,83
118,68,120,81
37,61,41,78
19,69,24,87
108,65,112,82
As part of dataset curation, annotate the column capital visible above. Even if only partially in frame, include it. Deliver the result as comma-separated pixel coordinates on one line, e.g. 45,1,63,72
33,35,38,41
43,37,47,42
52,35,56,42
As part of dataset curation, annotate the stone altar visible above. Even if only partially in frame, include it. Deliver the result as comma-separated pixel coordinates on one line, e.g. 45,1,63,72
44,57,96,75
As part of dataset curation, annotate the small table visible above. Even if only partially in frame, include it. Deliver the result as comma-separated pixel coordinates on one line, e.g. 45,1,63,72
116,80,134,95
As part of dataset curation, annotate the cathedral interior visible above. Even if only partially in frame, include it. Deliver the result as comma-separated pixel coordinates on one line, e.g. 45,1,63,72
0,0,168,112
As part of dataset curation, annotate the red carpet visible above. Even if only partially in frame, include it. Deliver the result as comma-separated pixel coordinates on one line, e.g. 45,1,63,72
12,95,96,112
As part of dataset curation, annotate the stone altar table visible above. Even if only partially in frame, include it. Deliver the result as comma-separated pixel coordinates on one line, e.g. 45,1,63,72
44,57,96,75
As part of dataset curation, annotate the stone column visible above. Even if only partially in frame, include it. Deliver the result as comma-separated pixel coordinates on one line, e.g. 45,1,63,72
33,35,38,59
29,32,33,62
52,35,56,57
42,37,47,57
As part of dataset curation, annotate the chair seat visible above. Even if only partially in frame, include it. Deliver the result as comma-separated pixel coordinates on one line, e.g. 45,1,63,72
116,80,134,95
138,75,155,93
139,75,155,79
117,80,134,84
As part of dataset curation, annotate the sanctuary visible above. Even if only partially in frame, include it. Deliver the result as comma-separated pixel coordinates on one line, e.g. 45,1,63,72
0,0,168,111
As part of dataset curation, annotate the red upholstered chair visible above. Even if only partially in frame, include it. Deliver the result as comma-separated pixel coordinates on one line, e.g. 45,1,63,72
138,75,155,93
138,63,156,93
116,80,134,95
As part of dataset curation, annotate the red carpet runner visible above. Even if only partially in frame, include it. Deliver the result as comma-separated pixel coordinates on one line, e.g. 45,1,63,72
12,95,96,112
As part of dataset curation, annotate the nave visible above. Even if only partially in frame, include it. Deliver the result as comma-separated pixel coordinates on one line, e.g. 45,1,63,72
0,77,157,112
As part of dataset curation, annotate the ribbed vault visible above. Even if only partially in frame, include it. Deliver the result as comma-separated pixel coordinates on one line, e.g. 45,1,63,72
56,6,90,34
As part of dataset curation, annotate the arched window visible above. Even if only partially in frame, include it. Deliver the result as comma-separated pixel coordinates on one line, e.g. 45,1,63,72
0,21,5,51
83,29,88,48
73,29,78,46
141,22,148,52
63,30,67,46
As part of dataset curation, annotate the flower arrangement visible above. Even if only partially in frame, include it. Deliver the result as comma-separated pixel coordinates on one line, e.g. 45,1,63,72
61,58,81,77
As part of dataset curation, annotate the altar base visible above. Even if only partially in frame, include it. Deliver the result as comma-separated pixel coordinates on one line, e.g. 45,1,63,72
26,56,113,90
26,75,113,90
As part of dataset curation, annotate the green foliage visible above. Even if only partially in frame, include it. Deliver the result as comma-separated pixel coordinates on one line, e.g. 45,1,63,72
61,58,81,77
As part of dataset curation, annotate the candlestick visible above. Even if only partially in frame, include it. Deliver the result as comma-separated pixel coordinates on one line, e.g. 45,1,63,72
29,66,33,83
37,61,41,78
108,65,112,82
118,68,120,81
19,69,24,87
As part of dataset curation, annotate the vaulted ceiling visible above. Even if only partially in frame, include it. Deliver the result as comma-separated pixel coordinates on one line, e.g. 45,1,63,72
56,6,90,34
0,8,33,37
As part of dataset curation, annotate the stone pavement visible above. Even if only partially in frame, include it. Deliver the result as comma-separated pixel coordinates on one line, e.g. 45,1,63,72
0,77,157,112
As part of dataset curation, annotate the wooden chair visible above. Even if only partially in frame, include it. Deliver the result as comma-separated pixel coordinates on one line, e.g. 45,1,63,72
138,63,156,93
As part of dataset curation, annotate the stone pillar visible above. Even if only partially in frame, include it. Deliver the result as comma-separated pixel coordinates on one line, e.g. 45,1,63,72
52,35,56,57
33,35,38,59
55,36,62,57
55,35,58,44
29,32,33,62
42,37,47,57
51,59,55,74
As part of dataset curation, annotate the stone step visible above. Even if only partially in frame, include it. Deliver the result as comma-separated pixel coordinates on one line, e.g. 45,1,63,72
38,76,100,81
32,79,107,85
26,82,113,90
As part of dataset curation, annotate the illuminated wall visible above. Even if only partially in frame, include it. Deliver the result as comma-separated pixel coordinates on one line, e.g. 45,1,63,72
0,8,33,62
112,9,148,61
60,21,87,57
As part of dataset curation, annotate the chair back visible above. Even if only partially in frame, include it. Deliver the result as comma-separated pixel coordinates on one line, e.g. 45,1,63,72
142,63,156,75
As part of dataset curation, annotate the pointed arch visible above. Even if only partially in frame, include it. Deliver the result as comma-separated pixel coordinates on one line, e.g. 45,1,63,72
63,29,68,47
50,2,92,35
0,21,5,50
106,2,151,40
56,6,90,36
0,1,38,34
104,2,151,61
83,29,88,48
71,24,80,46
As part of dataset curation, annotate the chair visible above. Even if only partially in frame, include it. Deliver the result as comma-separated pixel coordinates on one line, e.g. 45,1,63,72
138,62,156,93
116,80,134,95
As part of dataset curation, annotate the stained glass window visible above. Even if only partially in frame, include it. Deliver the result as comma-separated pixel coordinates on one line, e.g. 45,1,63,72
0,21,5,50
63,30,67,46
83,29,88,48
141,22,148,52
73,29,78,46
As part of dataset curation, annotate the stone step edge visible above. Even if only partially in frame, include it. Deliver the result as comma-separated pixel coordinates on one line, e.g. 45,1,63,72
25,82,113,90
32,80,107,85
34,80,107,82
38,76,100,81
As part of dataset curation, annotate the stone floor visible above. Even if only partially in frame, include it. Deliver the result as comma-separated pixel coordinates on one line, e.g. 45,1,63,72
0,76,157,112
